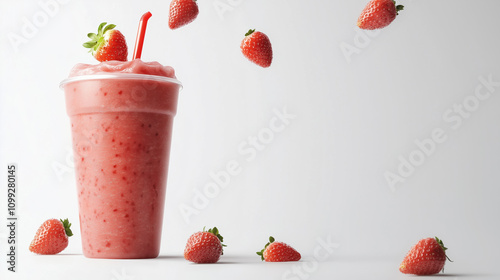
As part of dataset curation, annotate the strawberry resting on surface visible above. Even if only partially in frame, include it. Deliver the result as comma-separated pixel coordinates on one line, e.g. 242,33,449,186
184,227,226,263
83,22,128,62
357,0,404,30
29,218,73,255
257,236,301,262
400,237,452,275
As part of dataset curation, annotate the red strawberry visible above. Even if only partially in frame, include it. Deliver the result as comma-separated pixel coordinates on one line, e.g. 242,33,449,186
168,0,199,29
29,218,73,255
400,237,452,275
257,236,301,262
83,22,128,62
241,29,273,68
184,227,225,263
357,0,404,30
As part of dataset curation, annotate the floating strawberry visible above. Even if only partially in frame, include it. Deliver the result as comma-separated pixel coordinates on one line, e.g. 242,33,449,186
29,219,73,255
400,237,452,275
184,227,225,263
257,236,301,262
240,29,273,68
168,0,199,29
357,0,404,30
83,22,128,62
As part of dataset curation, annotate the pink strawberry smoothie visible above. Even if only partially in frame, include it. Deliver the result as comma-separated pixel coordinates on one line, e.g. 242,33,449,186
61,59,181,258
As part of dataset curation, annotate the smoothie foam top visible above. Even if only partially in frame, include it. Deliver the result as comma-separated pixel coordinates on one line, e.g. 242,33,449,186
69,59,176,79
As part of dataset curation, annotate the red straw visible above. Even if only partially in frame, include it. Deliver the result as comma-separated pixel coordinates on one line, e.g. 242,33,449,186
132,11,152,60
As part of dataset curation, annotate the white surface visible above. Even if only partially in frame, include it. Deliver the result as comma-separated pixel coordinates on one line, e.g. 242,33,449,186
4,254,499,280
1,0,500,279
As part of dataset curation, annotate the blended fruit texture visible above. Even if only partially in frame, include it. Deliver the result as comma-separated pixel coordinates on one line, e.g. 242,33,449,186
64,60,180,258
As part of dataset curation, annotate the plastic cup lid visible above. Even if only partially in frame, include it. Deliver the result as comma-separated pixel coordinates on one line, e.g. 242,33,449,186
59,73,182,89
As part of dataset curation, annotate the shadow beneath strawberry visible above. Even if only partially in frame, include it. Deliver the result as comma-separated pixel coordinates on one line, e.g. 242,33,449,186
181,255,259,264
155,255,185,260
413,273,495,278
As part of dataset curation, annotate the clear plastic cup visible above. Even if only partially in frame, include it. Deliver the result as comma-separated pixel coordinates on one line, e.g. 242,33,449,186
60,73,181,259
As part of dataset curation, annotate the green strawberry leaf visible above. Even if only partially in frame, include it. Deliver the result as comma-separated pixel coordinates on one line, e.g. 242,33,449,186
435,237,453,262
392,1,404,15
256,250,264,260
83,41,96,48
97,22,107,35
207,227,224,243
245,29,255,36
102,24,116,34
256,236,276,261
60,218,73,237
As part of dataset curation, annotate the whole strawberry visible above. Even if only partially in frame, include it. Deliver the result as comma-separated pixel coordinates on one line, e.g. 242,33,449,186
257,236,301,262
241,29,273,68
184,227,225,263
357,0,404,30
83,22,128,62
169,0,199,29
29,219,73,255
400,237,452,275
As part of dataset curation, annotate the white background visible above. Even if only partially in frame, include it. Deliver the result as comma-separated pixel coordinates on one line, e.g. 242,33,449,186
1,0,500,279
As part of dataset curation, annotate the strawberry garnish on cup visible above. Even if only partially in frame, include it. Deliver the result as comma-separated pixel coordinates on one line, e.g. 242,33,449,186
357,0,404,30
29,218,73,255
168,0,199,29
240,29,273,68
256,236,301,262
400,237,453,275
83,22,128,62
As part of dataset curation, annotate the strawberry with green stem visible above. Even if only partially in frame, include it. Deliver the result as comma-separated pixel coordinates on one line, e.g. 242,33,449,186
357,0,404,30
29,218,73,255
257,236,301,262
400,237,453,275
83,22,128,62
184,227,226,263
241,29,273,68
